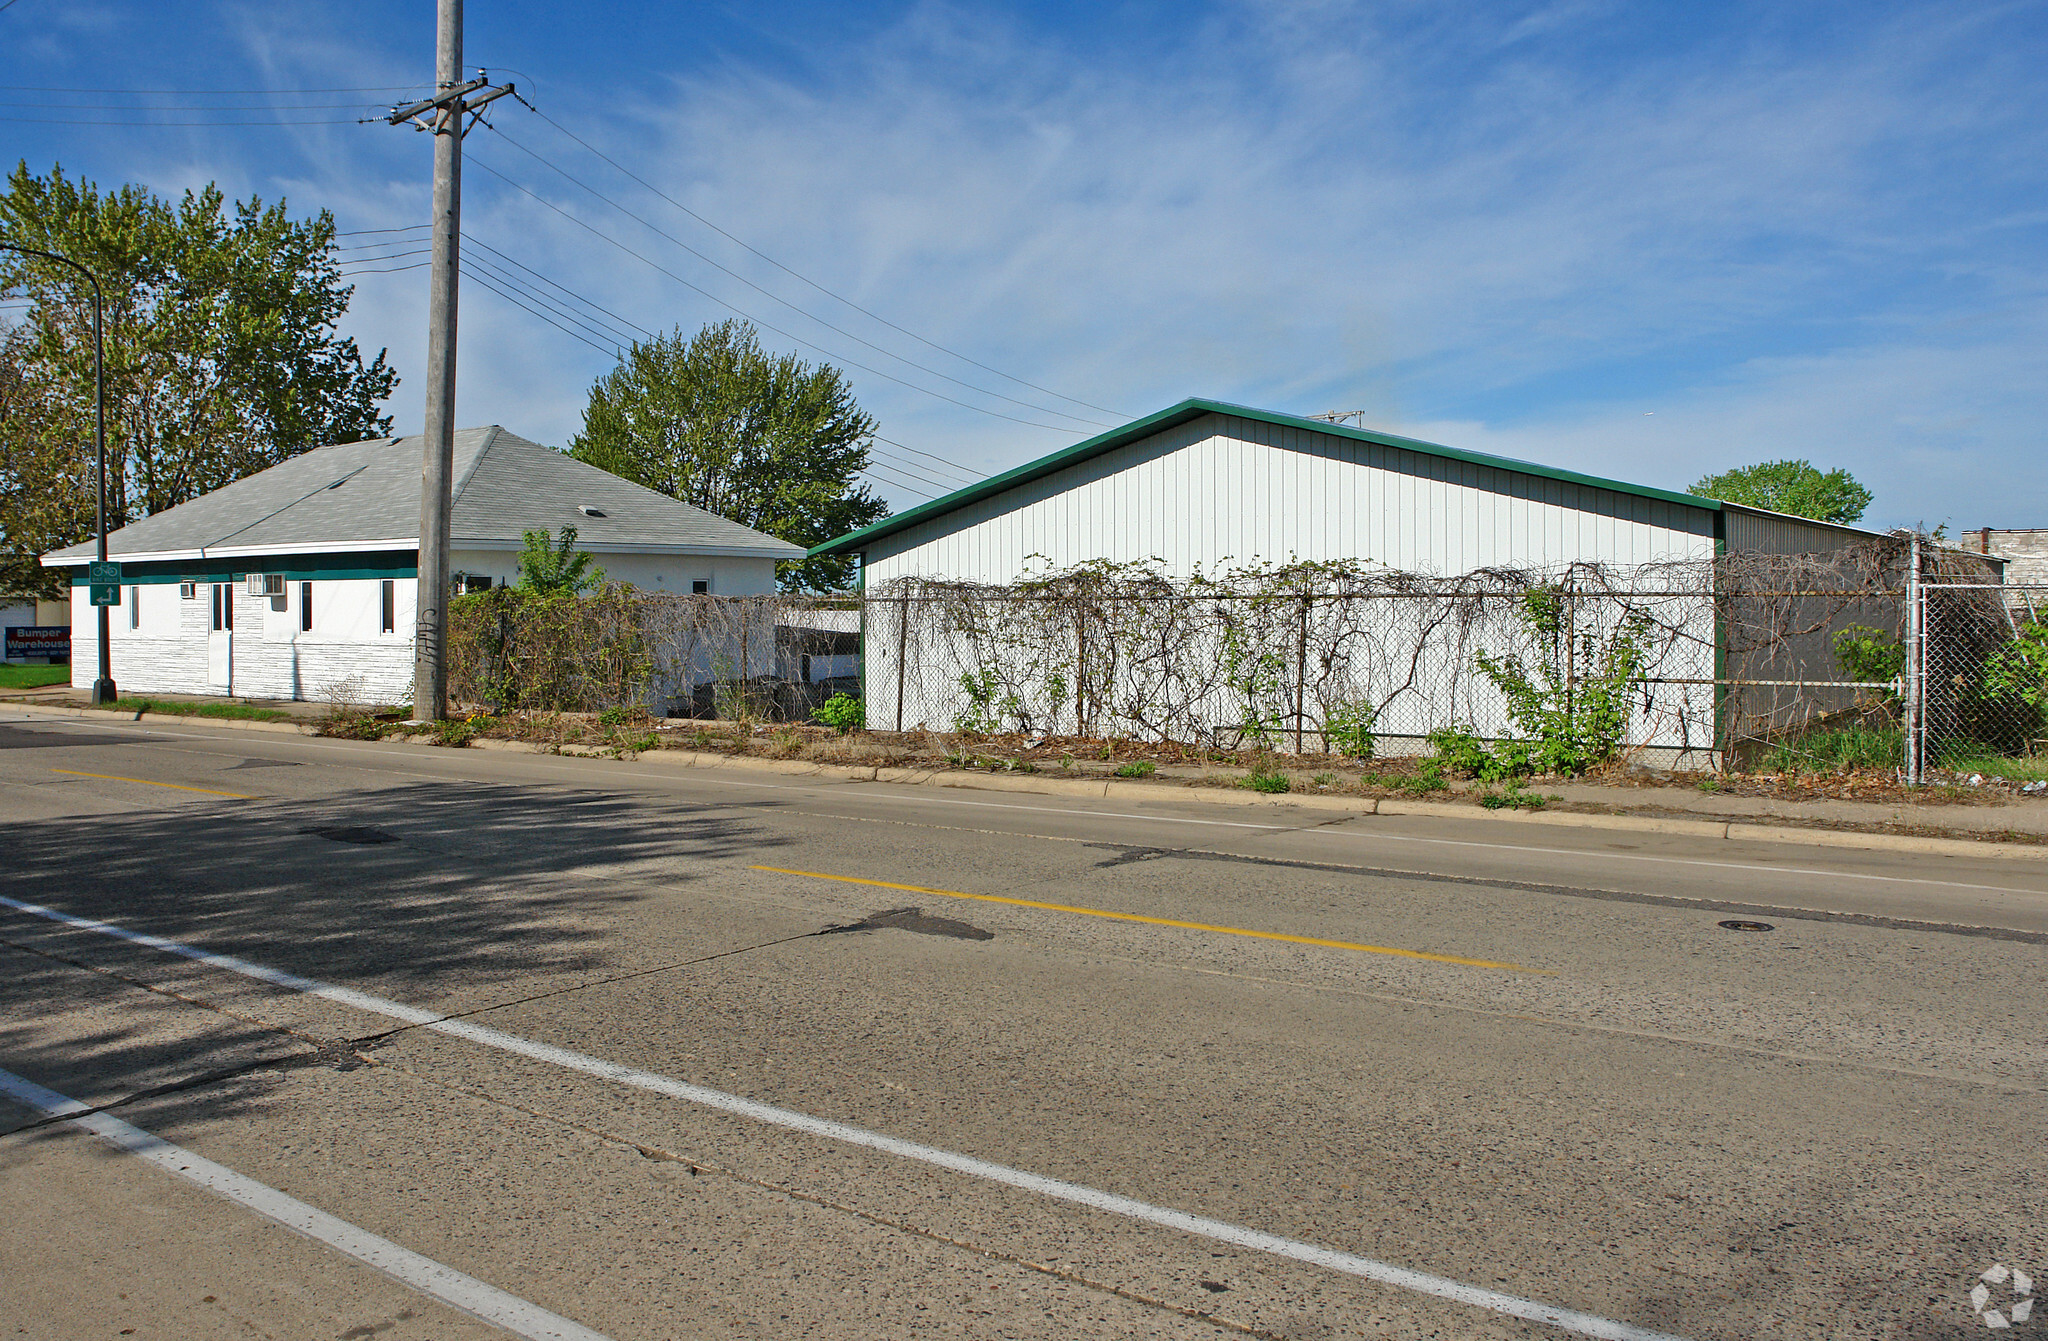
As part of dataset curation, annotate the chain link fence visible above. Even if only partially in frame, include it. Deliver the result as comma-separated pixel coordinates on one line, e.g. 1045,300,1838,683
444,540,2042,779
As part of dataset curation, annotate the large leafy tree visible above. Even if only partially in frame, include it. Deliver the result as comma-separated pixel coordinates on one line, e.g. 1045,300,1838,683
1689,459,1873,525
570,319,889,591
0,162,396,596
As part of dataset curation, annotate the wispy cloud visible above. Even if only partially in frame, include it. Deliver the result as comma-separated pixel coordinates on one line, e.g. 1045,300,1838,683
12,1,2037,523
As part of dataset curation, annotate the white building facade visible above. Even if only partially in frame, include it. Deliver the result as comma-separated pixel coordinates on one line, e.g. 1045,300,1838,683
814,401,1881,754
47,426,800,705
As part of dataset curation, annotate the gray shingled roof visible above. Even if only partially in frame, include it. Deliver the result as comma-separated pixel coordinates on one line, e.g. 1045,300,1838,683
43,427,804,564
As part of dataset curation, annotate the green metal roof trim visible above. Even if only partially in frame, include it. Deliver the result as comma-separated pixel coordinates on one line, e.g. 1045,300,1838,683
811,398,1721,558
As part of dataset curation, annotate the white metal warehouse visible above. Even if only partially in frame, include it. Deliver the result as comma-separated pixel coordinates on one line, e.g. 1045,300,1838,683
813,399,1884,751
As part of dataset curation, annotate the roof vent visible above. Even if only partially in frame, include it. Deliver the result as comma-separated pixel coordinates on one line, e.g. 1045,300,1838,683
577,505,607,518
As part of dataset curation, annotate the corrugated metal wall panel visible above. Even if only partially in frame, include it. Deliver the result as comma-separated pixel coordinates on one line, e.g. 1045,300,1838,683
865,412,1719,584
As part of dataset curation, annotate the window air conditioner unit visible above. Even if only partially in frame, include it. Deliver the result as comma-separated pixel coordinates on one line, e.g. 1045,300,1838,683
246,573,285,597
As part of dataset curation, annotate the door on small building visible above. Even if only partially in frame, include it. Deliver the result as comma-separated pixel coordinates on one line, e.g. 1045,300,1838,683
208,583,234,690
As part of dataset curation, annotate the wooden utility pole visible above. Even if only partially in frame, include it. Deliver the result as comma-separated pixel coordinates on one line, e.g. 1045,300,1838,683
384,0,512,720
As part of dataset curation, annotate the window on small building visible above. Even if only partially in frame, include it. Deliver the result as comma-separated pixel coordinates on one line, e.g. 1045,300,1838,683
380,579,395,633
212,583,234,632
692,579,709,595
300,581,313,632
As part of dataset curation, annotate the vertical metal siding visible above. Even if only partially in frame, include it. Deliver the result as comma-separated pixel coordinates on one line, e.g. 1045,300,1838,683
867,412,1718,585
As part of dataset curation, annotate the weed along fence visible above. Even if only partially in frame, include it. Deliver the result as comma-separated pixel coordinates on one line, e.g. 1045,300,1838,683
442,538,2047,781
862,562,1724,764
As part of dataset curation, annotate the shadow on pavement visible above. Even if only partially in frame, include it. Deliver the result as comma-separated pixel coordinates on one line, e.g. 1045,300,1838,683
1,777,784,1141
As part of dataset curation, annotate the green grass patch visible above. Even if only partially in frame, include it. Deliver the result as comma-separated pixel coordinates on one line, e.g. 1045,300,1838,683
1241,762,1291,794
1936,746,2048,783
110,696,298,723
1760,724,1902,774
1113,760,1155,778
0,664,71,689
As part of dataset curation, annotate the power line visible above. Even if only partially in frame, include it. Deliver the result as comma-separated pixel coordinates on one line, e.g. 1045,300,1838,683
0,99,388,110
481,124,1111,432
463,252,635,350
0,114,367,125
337,224,432,237
516,103,1129,422
0,83,428,93
464,153,1091,435
860,466,942,501
875,434,984,483
465,237,649,343
461,265,617,358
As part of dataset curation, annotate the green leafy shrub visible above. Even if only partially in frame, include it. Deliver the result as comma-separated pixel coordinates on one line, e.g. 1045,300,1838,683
1471,588,1651,776
1831,625,1904,698
1113,760,1156,778
1323,698,1378,758
1477,779,1551,810
1984,620,2048,711
812,692,866,734
1397,759,1450,794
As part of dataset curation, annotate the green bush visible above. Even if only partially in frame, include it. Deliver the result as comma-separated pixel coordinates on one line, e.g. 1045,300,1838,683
812,692,866,734
1427,726,1538,782
1471,587,1651,776
1113,760,1156,778
1323,699,1378,758
1832,625,1904,697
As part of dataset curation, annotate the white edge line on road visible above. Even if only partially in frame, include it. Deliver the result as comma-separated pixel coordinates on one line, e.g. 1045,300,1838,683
15,708,2042,899
0,892,1688,1341
0,1064,611,1341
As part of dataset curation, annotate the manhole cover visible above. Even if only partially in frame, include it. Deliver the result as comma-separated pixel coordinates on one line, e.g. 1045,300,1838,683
1717,919,1775,932
824,906,993,941
299,826,397,845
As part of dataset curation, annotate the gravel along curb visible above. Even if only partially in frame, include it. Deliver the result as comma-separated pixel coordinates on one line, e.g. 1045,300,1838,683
10,701,2044,861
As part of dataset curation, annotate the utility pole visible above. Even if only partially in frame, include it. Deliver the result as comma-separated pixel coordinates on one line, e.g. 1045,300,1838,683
384,0,513,721
0,241,114,704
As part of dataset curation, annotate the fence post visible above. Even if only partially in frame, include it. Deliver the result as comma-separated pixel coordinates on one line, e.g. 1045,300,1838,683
1905,533,1923,786
894,595,909,733
1076,613,1087,738
1294,595,1309,754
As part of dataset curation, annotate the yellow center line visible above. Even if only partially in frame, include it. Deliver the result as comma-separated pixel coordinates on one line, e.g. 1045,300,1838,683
50,768,257,800
750,865,1552,974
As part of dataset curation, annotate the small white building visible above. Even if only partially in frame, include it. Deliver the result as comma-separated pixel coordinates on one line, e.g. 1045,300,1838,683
42,426,801,704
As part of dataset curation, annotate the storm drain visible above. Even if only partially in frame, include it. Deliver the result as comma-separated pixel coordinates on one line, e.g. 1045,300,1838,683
1717,919,1776,932
299,825,398,845
823,906,993,941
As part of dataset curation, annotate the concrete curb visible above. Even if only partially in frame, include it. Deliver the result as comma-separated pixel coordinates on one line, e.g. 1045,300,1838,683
9,700,2045,860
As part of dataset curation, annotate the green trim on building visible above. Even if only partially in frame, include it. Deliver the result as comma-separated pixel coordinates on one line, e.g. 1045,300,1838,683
68,551,419,586
811,398,1727,559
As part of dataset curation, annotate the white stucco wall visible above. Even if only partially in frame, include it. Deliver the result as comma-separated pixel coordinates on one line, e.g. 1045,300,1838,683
71,578,417,705
67,547,781,704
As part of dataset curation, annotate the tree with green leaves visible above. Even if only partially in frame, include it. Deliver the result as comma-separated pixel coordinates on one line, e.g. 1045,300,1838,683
1689,459,1873,525
0,162,397,596
569,319,889,592
516,526,605,594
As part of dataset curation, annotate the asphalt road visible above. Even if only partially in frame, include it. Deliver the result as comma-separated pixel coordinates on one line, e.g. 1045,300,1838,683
2,708,2044,1340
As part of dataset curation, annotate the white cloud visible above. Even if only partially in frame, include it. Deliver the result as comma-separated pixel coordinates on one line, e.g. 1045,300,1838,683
154,0,2045,525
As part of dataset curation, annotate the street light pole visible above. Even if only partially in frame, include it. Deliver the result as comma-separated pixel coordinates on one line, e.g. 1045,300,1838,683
0,241,114,704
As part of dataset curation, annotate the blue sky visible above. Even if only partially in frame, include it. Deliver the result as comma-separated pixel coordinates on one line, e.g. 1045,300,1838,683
4,0,2044,528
